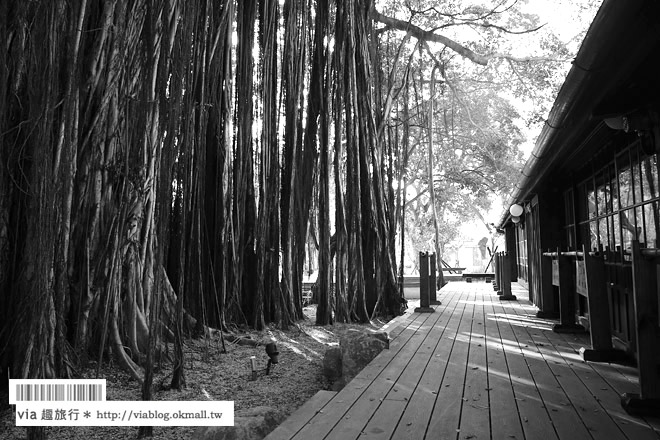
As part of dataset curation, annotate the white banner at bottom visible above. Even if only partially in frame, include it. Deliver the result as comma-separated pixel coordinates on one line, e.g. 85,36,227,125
14,400,234,426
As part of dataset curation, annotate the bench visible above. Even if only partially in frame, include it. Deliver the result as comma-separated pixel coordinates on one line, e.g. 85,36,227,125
461,272,494,283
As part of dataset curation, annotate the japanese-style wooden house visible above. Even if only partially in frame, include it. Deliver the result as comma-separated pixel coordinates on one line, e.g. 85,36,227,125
498,0,660,414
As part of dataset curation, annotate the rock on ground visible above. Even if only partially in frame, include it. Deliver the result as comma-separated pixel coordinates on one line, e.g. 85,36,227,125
323,329,389,391
322,346,343,383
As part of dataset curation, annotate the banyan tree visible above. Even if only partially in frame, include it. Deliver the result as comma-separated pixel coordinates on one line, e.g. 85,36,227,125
0,0,409,400
0,2,562,438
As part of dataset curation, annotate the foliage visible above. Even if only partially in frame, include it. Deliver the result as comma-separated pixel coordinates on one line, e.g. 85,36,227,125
374,0,599,263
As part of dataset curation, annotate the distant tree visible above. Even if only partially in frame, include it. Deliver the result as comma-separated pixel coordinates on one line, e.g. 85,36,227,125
374,0,598,269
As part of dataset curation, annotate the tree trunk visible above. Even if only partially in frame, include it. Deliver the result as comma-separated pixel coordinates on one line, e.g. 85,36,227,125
315,0,332,326
429,65,446,288
257,0,281,327
281,0,309,327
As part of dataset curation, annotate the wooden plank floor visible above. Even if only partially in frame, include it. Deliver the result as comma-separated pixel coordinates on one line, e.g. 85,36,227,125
266,282,660,440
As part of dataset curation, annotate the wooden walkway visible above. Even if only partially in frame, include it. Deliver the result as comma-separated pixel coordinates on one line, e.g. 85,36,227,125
266,281,660,440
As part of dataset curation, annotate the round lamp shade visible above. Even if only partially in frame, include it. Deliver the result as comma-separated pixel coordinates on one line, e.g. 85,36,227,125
511,216,521,224
509,204,524,217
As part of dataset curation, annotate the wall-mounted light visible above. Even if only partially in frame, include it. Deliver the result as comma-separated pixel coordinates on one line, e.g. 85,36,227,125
509,204,523,217
603,110,652,134
511,216,521,224
604,116,629,131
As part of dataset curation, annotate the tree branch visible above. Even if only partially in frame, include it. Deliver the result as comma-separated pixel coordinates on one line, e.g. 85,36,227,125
467,21,545,35
371,9,490,65
371,7,551,66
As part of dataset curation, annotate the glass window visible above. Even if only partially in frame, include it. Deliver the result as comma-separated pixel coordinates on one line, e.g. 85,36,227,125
577,142,659,253
588,187,596,219
642,156,659,202
611,177,619,211
589,221,598,250
632,160,642,205
621,209,638,250
636,207,646,245
597,184,607,215
612,213,621,249
619,168,633,208
645,201,659,247
598,217,608,250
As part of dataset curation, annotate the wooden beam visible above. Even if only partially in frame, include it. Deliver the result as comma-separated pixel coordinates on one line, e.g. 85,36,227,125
429,253,440,305
415,252,434,313
579,246,626,362
499,252,517,301
621,240,660,415
553,249,586,333
493,253,500,292
537,253,559,318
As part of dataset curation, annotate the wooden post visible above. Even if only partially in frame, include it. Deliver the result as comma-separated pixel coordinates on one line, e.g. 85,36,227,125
415,252,434,313
496,253,505,295
579,246,625,362
492,252,499,291
553,250,585,333
499,252,517,301
429,253,440,305
537,252,559,319
621,240,660,415
419,252,429,306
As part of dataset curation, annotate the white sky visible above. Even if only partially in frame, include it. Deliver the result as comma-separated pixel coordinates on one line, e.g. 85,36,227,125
522,1,599,44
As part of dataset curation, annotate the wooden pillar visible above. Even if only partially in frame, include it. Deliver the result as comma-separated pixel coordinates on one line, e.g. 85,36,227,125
537,253,559,318
415,252,434,313
429,253,440,305
621,240,660,415
496,252,505,296
499,252,517,301
553,250,585,333
493,252,500,292
579,247,625,362
506,227,518,281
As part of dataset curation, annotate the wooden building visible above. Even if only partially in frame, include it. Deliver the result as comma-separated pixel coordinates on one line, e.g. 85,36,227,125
498,0,660,414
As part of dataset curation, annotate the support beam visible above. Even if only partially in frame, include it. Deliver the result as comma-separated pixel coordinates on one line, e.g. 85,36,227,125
537,253,559,319
492,252,500,292
415,252,434,313
579,247,626,362
499,252,517,301
621,240,660,415
553,250,586,333
429,253,440,305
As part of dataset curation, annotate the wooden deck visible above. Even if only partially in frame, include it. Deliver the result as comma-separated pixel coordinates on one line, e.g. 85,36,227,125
266,281,660,440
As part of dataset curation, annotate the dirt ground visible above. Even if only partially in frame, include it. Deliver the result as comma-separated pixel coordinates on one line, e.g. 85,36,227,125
0,305,390,440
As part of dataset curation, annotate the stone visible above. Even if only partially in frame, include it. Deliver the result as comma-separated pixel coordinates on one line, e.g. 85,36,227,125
322,346,343,382
339,330,388,383
369,331,390,349
192,406,286,440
